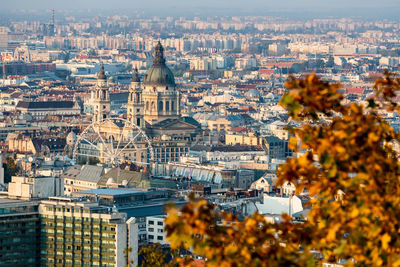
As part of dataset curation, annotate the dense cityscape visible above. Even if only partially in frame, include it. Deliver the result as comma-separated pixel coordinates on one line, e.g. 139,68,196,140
0,2,399,267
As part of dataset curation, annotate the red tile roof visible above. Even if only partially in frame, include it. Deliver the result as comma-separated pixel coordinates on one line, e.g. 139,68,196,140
345,88,364,95
180,260,205,267
258,69,275,74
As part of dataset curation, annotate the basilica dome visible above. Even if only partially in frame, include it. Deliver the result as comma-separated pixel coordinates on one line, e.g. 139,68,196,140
143,41,176,86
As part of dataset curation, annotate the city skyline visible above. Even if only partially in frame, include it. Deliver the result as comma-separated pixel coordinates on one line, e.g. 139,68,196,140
1,0,400,19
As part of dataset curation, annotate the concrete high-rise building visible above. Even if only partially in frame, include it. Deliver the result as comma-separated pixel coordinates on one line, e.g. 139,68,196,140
0,152,4,185
39,197,138,267
0,27,9,51
0,199,40,266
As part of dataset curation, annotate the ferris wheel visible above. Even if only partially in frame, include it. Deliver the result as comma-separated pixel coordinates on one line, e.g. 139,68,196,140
72,118,154,167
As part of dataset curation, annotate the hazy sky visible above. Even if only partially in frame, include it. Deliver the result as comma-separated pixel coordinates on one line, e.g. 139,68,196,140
2,0,400,18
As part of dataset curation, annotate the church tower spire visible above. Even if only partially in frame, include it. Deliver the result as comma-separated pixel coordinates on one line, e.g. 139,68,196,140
127,67,144,128
153,41,166,66
93,63,110,123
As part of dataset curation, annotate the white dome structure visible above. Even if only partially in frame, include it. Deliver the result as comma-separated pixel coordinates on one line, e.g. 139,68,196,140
66,132,77,146
245,89,261,99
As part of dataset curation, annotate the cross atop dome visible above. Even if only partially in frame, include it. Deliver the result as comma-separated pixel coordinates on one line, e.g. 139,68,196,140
153,41,166,66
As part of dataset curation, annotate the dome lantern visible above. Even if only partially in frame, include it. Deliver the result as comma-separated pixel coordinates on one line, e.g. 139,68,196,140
143,41,175,86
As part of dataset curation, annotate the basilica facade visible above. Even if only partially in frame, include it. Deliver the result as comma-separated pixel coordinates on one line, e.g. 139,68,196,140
91,41,201,165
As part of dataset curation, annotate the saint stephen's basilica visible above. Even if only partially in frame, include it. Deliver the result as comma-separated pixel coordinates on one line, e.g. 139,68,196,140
90,41,201,166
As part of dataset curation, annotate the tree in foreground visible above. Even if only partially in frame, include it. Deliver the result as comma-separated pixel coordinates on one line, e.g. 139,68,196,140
4,156,18,183
142,73,400,266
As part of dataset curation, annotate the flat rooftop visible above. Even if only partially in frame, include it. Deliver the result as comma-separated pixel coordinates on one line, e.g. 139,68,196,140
76,188,149,197
0,196,39,208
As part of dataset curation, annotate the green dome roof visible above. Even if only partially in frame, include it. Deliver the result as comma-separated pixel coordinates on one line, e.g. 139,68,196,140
143,41,175,86
143,64,175,86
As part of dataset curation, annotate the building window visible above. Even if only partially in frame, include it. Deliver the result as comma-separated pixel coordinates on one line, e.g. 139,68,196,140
157,236,163,241
165,101,169,112
158,101,163,111
157,221,163,226
148,235,154,240
148,220,154,225
148,228,154,232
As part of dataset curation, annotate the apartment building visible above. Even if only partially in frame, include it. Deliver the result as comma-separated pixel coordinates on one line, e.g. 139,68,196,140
39,197,138,267
146,215,167,245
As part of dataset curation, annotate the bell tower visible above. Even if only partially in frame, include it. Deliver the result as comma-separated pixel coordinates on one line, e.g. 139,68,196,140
93,64,110,123
127,67,144,128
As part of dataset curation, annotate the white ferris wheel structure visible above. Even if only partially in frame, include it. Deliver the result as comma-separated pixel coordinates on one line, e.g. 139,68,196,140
72,118,154,167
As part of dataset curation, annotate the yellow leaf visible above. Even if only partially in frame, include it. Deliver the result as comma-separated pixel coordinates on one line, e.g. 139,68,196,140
382,233,391,250
326,224,340,241
368,132,380,143
289,136,298,151
350,208,359,218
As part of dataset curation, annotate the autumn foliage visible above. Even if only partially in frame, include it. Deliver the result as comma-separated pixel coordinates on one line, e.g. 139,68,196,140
150,73,400,267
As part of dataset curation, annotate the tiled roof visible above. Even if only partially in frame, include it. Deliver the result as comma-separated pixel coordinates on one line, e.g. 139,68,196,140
77,165,105,182
16,101,75,109
98,168,145,187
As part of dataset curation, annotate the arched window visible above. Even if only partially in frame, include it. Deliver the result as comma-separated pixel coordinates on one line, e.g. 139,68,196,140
171,100,175,111
151,101,155,111
137,118,141,126
158,101,163,111
165,101,170,112
146,101,149,110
